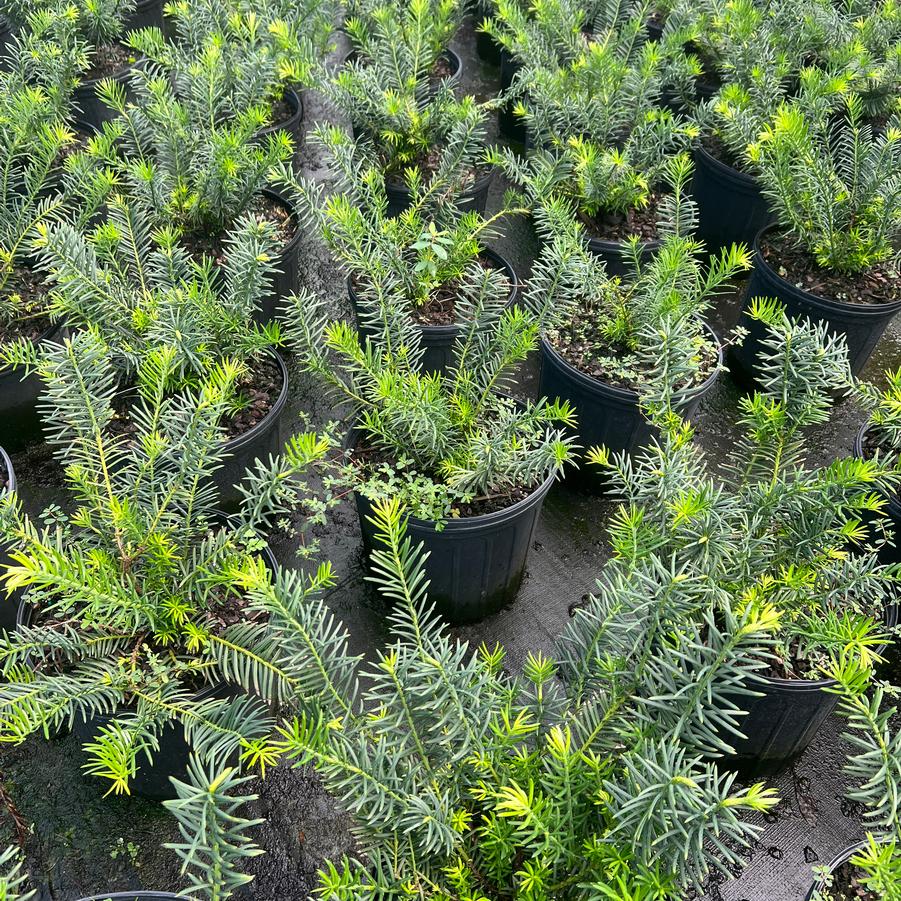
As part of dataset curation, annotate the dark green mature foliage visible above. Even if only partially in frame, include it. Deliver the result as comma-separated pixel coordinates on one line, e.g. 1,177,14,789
221,498,779,899
591,300,899,678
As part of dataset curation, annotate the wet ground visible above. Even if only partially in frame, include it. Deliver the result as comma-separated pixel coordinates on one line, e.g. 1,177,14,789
1,19,900,901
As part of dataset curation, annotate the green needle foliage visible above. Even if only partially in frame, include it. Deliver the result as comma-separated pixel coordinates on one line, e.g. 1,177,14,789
2,0,135,47
344,0,465,72
128,0,331,127
502,152,749,400
316,53,489,180
88,66,293,238
274,123,526,318
282,274,575,519
590,298,900,678
0,194,280,388
0,83,114,325
0,845,35,901
0,330,339,895
748,93,901,276
230,497,779,899
811,655,901,900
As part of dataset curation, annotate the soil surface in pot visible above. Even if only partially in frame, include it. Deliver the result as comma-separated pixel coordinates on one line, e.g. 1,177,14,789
110,354,282,442
269,94,297,126
760,232,901,305
0,453,8,492
83,42,133,80
823,859,878,900
578,192,662,243
702,132,746,172
353,254,508,326
180,193,298,265
547,310,718,392
384,145,488,192
0,267,52,342
352,440,538,518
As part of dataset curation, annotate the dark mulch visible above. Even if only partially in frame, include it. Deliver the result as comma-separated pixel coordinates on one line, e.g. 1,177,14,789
826,860,878,901
548,311,718,392
760,232,901,305
0,267,53,341
83,42,133,81
578,193,662,243
269,94,296,126
351,440,538,518
180,193,297,266
703,132,745,171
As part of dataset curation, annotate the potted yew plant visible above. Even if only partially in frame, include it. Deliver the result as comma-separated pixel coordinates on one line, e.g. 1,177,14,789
129,0,337,172
282,273,576,623
232,498,780,898
592,299,901,773
343,0,466,86
0,83,115,448
5,0,143,127
274,123,524,374
317,36,493,215
91,70,300,318
804,655,901,900
0,327,337,893
0,197,289,506
729,94,901,383
516,154,747,464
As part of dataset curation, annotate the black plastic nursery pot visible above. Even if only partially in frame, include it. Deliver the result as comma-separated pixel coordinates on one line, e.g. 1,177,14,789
498,49,525,143
0,445,18,635
255,188,302,323
347,425,555,624
537,325,722,468
213,348,289,511
804,843,867,901
124,0,166,31
729,227,901,385
692,143,771,253
584,231,661,278
0,319,65,452
16,542,276,802
79,894,184,900
347,246,519,376
384,166,494,218
73,56,142,130
0,16,16,69
475,28,502,65
722,605,899,777
256,88,305,172
853,422,901,565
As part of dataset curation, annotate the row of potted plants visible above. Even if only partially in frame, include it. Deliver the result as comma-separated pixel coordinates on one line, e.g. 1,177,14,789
0,0,898,896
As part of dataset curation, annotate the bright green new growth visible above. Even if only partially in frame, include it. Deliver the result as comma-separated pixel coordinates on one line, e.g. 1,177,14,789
3,0,135,47
749,94,901,275
274,123,526,316
282,274,575,519
591,299,899,678
0,195,279,389
227,497,779,899
0,845,35,901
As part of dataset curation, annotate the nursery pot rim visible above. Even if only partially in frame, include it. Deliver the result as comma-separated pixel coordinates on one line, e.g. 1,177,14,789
255,87,304,139
749,602,898,691
694,140,758,190
384,161,494,202
853,420,901,518
0,315,64,379
222,346,289,454
0,445,16,495
804,840,870,900
78,894,188,900
345,422,558,531
75,52,144,89
259,186,302,260
346,245,520,336
340,45,462,80
539,321,722,405
752,225,901,316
